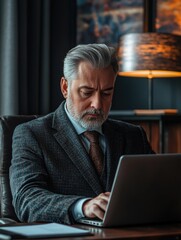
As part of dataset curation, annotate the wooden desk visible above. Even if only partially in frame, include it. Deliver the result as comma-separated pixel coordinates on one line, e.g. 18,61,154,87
109,111,181,153
16,223,181,239
73,223,181,239
74,223,181,239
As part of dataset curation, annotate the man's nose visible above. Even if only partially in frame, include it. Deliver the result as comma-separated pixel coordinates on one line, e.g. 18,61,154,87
91,93,102,110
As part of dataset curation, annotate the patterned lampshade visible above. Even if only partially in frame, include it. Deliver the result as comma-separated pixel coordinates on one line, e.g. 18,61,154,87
117,33,181,109
117,33,181,77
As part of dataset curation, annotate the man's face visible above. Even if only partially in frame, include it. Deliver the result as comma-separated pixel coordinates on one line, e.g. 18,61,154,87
61,62,116,130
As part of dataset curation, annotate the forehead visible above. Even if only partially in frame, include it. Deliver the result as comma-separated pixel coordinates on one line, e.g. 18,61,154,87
76,62,116,80
69,62,116,91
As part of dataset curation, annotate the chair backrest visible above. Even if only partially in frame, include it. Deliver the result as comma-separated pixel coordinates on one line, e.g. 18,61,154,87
0,115,39,221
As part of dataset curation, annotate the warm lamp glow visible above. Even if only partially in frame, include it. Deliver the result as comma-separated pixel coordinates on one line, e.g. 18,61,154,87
119,70,181,78
117,33,181,109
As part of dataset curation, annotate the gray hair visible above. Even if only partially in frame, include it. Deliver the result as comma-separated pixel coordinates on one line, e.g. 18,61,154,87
63,43,118,82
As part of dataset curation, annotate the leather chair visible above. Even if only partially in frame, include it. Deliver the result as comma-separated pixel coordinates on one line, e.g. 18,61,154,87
0,115,39,224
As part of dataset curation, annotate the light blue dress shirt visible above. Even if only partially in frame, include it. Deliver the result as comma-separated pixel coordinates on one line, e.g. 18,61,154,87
64,103,106,220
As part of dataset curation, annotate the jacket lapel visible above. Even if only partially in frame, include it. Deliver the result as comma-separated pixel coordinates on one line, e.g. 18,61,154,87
52,103,104,195
103,120,125,191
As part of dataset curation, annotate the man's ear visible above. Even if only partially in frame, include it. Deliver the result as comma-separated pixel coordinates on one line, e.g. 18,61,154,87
60,77,68,98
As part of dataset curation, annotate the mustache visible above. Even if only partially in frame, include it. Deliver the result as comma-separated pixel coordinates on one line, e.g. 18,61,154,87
82,109,104,116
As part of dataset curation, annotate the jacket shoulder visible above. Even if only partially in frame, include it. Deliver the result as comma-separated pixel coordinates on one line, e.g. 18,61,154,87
106,117,142,131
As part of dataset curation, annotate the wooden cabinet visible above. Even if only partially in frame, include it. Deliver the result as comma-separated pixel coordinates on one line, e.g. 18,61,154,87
109,111,181,153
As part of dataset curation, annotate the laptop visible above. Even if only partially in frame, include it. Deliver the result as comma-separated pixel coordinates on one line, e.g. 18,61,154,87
78,153,181,227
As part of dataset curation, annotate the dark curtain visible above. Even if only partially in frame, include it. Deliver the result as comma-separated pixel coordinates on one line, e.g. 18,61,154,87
0,0,76,115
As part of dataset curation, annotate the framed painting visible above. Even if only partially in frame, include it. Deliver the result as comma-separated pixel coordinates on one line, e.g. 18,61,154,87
156,0,181,35
76,0,144,46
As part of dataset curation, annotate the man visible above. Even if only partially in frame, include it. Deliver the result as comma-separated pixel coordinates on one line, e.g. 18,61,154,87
10,44,154,225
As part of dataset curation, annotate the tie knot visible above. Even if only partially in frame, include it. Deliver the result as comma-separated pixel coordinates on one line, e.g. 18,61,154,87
84,131,99,143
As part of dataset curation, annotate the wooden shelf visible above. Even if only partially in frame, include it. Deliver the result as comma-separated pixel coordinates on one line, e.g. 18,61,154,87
109,111,181,153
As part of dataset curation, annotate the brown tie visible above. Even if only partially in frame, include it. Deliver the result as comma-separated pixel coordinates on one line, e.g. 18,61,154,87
84,131,104,176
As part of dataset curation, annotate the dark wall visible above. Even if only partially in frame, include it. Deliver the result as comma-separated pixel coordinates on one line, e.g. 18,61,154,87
16,0,77,114
49,0,77,110
111,76,181,111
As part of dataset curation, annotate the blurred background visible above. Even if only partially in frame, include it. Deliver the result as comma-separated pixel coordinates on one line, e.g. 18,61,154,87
0,0,181,116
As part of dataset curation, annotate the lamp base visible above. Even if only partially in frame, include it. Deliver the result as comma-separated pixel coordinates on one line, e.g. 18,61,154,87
134,109,178,115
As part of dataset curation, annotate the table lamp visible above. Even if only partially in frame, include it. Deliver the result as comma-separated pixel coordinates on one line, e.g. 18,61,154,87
117,33,181,112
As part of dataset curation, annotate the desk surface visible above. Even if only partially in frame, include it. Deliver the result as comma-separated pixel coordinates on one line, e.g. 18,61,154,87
73,223,181,239
8,223,181,240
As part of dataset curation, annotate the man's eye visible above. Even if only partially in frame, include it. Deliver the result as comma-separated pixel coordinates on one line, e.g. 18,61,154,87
80,91,92,97
102,91,112,96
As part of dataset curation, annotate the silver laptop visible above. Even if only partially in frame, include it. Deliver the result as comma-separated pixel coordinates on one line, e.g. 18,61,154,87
78,153,181,227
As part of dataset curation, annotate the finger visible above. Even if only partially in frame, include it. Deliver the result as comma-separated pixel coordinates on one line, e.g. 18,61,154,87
97,192,110,203
92,192,110,210
85,204,105,219
89,203,105,220
104,192,111,196
83,194,109,219
83,201,99,218
94,198,108,211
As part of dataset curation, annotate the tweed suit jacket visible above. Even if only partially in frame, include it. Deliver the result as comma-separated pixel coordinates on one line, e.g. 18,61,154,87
10,101,154,224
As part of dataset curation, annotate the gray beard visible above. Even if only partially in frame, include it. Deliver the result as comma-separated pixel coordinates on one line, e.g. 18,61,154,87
66,97,107,130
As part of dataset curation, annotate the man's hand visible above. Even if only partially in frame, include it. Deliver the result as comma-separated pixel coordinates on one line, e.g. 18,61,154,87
82,192,110,220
